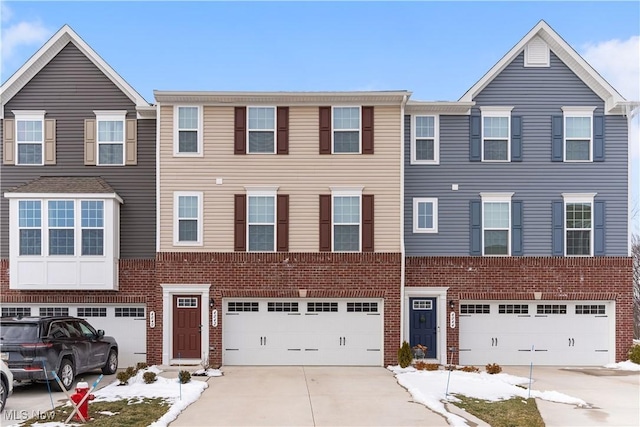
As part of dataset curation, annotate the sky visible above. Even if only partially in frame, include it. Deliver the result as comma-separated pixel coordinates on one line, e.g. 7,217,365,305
1,0,639,230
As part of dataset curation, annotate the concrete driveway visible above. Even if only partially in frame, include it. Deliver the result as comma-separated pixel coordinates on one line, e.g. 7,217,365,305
169,366,449,426
504,366,640,427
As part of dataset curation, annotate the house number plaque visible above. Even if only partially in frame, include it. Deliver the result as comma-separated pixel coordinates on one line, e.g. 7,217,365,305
449,311,456,329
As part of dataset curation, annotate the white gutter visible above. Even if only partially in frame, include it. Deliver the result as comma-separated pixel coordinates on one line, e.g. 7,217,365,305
399,94,408,345
156,102,161,254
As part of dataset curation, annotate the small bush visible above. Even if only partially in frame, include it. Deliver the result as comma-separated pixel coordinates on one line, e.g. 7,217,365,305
143,371,157,384
136,362,149,371
460,365,480,373
178,370,191,384
398,341,413,368
485,363,502,374
116,371,131,385
629,344,640,364
125,366,137,377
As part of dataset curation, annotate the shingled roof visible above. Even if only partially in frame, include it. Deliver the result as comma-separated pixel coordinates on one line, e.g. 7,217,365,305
5,177,122,201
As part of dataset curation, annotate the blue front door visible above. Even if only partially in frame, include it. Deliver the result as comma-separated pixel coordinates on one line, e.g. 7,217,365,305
409,298,437,358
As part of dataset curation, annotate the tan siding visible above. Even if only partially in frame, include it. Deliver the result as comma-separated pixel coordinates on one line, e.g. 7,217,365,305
159,105,402,252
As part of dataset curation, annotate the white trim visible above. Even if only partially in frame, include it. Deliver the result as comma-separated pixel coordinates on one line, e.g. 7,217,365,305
247,106,277,154
13,111,46,166
1,25,149,115
480,192,513,256
562,193,596,257
524,35,550,67
156,102,161,253
331,106,362,154
5,192,124,204
173,191,204,246
403,287,449,364
243,185,280,194
246,188,278,252
459,21,625,114
95,111,126,166
562,107,595,162
412,197,438,233
399,94,408,345
481,107,512,162
161,284,210,366
173,105,203,157
411,115,439,165
331,187,363,252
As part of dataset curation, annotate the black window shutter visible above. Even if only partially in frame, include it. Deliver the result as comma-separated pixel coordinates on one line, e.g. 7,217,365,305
511,116,522,162
470,200,482,255
511,200,523,255
552,201,564,256
594,200,605,255
551,115,563,162
593,115,605,162
469,114,481,161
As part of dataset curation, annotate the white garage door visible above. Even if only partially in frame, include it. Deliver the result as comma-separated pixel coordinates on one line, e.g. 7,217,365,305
1,304,146,368
459,301,613,366
223,299,383,366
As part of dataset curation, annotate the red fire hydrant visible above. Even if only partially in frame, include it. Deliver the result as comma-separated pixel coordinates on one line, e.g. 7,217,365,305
70,381,95,421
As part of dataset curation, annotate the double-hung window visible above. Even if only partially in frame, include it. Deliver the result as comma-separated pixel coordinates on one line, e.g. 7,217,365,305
563,193,594,256
248,107,276,153
247,191,276,251
81,201,104,255
413,198,438,233
174,192,203,245
48,200,75,255
14,111,45,165
333,189,361,251
481,107,512,161
333,107,360,153
95,111,125,165
412,115,438,164
563,107,594,161
481,193,513,255
19,201,42,255
175,106,201,155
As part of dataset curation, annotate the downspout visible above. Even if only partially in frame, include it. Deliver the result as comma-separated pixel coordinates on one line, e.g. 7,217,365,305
156,102,161,254
399,94,408,346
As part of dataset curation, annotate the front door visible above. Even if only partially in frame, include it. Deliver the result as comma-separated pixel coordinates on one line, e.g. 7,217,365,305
172,295,201,359
409,298,437,358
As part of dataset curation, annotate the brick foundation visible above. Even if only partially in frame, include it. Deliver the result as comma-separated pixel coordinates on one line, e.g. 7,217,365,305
405,256,634,363
153,252,402,366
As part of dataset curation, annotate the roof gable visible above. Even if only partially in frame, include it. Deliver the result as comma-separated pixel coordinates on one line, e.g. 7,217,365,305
0,25,149,116
459,20,626,114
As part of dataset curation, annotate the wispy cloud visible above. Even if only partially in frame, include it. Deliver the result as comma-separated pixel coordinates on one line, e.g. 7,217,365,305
0,4,51,75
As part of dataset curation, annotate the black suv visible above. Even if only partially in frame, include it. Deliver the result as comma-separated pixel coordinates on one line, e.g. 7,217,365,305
0,316,118,391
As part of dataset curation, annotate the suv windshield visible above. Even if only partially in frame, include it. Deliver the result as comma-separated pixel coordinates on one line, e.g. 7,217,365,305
0,323,39,342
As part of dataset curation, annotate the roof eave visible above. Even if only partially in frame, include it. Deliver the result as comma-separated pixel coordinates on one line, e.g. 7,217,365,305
406,101,475,115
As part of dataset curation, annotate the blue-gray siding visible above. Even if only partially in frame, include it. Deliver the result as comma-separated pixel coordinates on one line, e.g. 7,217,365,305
405,52,628,256
0,42,156,259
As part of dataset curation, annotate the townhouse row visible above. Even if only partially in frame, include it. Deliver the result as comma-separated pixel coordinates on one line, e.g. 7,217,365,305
1,21,636,368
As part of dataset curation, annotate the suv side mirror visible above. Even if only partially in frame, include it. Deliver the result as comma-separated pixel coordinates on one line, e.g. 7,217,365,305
97,329,105,338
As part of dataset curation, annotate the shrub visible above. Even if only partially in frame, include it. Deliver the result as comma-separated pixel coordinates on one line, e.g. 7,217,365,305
136,362,149,371
398,341,413,368
178,370,191,384
460,365,480,373
143,371,157,384
629,343,640,364
116,371,131,385
485,363,502,374
125,366,137,377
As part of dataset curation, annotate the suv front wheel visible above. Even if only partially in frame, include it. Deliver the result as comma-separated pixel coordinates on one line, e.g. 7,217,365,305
102,350,118,375
54,359,75,391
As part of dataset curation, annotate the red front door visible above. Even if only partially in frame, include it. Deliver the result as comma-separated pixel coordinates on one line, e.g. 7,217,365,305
172,295,201,359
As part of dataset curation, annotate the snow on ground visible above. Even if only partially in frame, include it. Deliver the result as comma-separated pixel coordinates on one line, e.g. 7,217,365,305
388,365,588,427
604,360,640,371
192,368,223,377
31,366,209,427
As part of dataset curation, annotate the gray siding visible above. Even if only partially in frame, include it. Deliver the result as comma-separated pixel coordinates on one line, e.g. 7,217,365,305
405,52,628,256
0,42,156,259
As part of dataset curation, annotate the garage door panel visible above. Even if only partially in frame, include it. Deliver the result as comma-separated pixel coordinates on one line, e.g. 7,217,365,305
223,299,383,366
460,300,613,366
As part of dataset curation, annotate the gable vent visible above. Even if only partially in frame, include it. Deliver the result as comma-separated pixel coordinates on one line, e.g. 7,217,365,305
525,36,550,67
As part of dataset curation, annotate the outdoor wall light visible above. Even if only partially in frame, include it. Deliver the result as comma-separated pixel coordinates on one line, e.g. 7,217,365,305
209,298,215,308
449,300,455,309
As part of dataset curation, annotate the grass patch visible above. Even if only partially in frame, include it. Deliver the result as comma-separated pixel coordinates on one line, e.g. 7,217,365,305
451,394,545,427
22,398,170,427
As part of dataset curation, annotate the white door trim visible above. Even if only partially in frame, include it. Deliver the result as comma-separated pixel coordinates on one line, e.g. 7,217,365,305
161,284,210,365
404,287,449,364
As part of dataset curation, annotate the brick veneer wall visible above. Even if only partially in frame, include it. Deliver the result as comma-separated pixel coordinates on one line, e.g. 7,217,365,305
154,252,402,366
405,256,634,363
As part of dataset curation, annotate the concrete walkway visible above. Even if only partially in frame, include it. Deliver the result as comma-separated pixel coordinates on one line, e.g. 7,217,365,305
504,366,640,427
168,366,449,426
